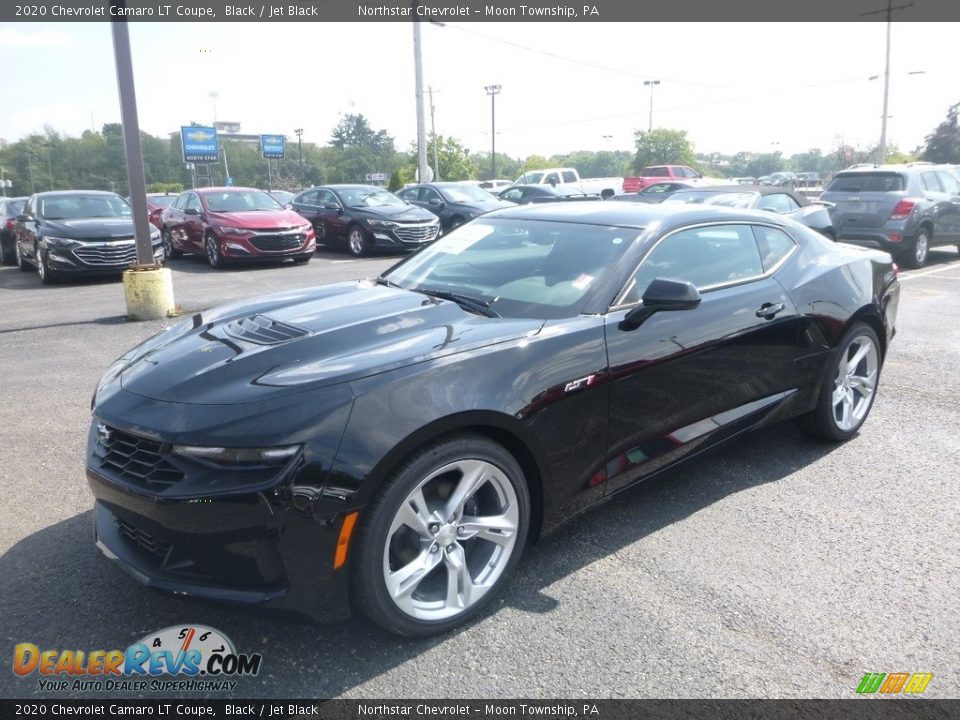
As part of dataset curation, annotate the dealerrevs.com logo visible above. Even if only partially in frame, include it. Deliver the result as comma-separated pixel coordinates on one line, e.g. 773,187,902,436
12,625,262,693
856,672,934,695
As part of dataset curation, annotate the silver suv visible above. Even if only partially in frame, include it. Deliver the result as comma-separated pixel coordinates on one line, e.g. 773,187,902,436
820,164,960,268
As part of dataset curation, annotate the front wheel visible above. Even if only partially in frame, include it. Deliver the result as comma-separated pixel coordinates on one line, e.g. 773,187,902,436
16,242,31,272
204,232,223,269
346,225,370,257
796,322,881,441
36,247,59,285
351,434,530,637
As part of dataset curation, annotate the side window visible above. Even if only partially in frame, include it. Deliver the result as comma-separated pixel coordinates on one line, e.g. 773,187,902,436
756,193,800,213
173,194,186,210
502,188,522,202
935,171,959,195
298,189,320,205
920,172,943,192
752,225,796,271
420,187,442,204
561,170,577,183
396,188,416,202
320,190,339,206
619,224,764,305
185,194,202,212
647,167,668,177
544,173,561,185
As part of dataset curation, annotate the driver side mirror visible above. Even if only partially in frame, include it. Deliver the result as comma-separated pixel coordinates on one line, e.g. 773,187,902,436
429,198,445,208
620,278,701,331
323,203,341,211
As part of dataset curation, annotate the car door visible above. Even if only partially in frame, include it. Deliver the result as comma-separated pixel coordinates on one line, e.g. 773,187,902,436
602,222,803,494
182,192,206,251
919,171,953,244
292,188,323,229
319,189,350,239
933,170,960,243
418,186,449,227
15,196,39,264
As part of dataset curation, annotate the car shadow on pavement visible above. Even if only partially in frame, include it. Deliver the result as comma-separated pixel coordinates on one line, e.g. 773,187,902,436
0,422,839,699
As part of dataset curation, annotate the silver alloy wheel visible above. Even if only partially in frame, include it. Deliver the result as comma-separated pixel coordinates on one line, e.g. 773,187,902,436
348,229,365,256
832,334,879,432
315,222,326,242
205,235,219,267
162,229,174,258
914,231,929,265
36,248,46,280
382,458,520,621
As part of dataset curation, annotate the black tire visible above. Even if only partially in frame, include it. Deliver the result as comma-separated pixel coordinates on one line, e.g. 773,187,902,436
448,216,465,232
796,321,882,441
161,228,181,259
0,238,12,266
899,227,930,269
346,224,370,257
314,222,327,244
351,433,530,637
204,232,223,269
36,247,59,285
16,241,31,272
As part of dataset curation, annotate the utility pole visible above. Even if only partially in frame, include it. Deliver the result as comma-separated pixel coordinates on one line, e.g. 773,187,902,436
295,128,304,188
484,85,501,179
44,143,54,190
413,14,429,183
26,151,35,194
643,80,660,132
860,0,913,164
428,86,439,181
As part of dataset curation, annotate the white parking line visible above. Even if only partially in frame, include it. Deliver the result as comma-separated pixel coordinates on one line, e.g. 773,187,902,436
899,263,960,281
330,259,358,264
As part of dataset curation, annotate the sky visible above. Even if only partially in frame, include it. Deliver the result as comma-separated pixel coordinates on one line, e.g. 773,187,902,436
0,21,957,164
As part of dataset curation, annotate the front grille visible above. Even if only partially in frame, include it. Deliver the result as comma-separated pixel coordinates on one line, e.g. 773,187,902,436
249,233,305,252
115,517,171,560
394,224,440,244
223,314,309,345
73,242,137,267
96,424,184,491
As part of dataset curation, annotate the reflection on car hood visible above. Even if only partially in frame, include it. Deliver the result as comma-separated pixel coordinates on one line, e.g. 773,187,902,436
206,209,307,228
42,217,136,238
353,205,437,222
119,281,543,405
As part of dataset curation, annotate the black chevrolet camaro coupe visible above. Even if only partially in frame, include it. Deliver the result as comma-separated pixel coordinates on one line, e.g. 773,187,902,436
87,203,899,636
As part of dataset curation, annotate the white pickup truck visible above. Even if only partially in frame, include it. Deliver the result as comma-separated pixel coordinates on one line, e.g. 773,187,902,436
514,168,624,198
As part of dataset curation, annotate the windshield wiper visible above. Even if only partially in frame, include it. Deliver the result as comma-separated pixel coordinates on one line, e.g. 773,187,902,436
415,288,500,318
375,276,403,289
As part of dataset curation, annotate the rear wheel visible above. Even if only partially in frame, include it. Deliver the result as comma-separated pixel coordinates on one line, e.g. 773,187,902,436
161,228,181,259
204,232,223,269
351,434,530,637
796,322,881,441
346,225,370,257
899,227,930,269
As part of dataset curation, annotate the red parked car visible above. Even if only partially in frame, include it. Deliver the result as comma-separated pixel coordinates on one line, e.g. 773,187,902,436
159,187,315,268
623,165,704,192
145,193,178,229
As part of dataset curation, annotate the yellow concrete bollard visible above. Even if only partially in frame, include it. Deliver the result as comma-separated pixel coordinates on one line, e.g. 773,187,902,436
122,266,177,320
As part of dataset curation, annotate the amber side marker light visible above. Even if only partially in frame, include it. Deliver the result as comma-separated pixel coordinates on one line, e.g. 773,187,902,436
333,511,360,569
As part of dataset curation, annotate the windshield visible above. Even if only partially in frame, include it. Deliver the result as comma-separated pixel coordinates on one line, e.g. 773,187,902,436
824,173,906,192
383,218,638,320
665,191,758,208
148,195,176,208
441,184,497,202
337,188,406,208
203,190,283,212
39,194,131,220
269,191,295,204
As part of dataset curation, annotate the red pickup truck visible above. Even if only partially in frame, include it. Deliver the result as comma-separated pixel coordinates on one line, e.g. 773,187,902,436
623,165,703,192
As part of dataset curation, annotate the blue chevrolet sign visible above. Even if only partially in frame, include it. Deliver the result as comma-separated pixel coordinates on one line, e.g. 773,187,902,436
261,134,285,160
181,126,219,163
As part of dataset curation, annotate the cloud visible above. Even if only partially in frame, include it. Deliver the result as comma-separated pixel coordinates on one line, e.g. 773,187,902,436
0,29,69,48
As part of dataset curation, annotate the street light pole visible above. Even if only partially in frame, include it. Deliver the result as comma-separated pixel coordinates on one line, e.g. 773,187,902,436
484,84,501,179
428,85,439,181
879,4,892,163
643,80,660,132
295,128,304,188
413,16,429,183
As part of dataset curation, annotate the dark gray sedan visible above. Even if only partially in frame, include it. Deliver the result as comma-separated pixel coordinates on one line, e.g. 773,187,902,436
396,182,513,232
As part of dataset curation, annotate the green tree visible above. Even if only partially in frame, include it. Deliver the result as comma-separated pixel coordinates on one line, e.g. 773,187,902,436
632,128,696,172
426,135,476,181
919,102,960,163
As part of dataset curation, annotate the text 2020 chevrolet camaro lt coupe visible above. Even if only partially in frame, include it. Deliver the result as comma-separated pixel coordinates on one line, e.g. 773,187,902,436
87,203,899,636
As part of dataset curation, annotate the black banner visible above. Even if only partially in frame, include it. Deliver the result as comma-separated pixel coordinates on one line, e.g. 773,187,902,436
0,699,956,719
3,0,960,22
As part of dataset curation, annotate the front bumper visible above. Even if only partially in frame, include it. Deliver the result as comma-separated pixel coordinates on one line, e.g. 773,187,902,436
85,418,356,621
46,238,164,273
369,221,441,251
219,228,315,260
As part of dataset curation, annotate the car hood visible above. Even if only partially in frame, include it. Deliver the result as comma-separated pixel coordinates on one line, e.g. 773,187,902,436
351,205,437,222
205,209,307,229
41,217,137,239
117,281,543,405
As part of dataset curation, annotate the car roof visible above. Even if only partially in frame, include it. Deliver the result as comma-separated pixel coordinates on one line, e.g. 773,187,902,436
489,199,803,231
196,186,260,193
31,190,119,197
322,184,387,191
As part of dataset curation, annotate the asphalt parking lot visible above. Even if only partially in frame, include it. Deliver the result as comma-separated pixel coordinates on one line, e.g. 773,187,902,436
1,244,958,699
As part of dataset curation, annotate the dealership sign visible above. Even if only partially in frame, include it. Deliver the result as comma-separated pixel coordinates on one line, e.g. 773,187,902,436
180,126,219,163
365,172,388,182
261,134,285,160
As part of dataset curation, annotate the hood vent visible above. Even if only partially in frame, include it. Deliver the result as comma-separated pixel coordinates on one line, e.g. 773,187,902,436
223,314,309,345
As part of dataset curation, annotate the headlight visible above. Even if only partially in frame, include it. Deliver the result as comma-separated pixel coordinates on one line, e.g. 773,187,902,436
171,444,301,467
217,226,251,235
299,223,312,233
44,236,79,248
365,219,397,228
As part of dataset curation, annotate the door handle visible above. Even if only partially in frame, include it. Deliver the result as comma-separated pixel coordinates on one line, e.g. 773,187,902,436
756,302,786,320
